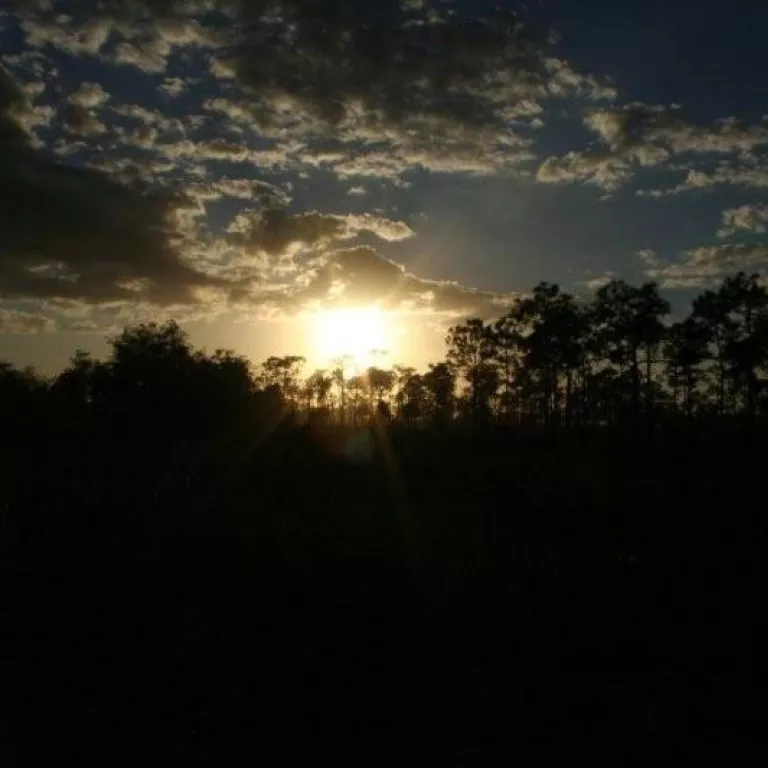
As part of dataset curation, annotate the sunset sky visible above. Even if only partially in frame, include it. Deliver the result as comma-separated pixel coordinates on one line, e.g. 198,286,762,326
1,0,767,373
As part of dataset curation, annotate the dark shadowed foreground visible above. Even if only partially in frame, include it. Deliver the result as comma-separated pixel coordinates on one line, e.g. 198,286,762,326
3,311,768,765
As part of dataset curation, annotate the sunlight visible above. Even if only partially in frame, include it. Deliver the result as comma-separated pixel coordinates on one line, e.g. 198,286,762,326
312,306,392,371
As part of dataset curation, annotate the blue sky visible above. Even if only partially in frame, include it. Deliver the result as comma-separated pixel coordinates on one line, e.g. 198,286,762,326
1,0,767,372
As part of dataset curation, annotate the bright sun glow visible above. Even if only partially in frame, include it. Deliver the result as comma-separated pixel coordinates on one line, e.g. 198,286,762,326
313,307,392,371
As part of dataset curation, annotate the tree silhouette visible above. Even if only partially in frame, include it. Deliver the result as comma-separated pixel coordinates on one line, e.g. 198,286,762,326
6,273,768,767
592,280,669,431
446,318,497,426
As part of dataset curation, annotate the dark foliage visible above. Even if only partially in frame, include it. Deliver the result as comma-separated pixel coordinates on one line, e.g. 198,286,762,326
3,276,768,765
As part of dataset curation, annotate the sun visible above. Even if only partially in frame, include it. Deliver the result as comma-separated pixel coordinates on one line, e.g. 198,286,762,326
312,306,392,371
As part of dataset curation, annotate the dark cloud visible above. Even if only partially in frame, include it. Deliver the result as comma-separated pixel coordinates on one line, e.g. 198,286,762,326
284,245,515,317
0,65,224,306
59,103,108,136
230,1,541,130
243,209,415,256
13,1,552,138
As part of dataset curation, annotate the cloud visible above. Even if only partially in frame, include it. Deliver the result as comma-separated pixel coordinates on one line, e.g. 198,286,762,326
636,249,660,267
113,40,168,73
645,244,768,288
0,308,57,334
59,103,108,136
640,164,768,197
544,58,617,102
160,77,188,97
717,204,768,238
581,271,617,292
586,104,768,156
5,1,622,185
69,81,110,109
541,102,768,191
1,64,53,146
228,1,546,135
537,151,631,190
279,245,516,318
242,209,415,257
0,64,226,307
212,177,290,203
19,13,114,57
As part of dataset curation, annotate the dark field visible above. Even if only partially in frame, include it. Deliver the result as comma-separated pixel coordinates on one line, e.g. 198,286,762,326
5,424,767,766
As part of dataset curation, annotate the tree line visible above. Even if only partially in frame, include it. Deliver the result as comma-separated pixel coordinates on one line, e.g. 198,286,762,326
3,272,768,439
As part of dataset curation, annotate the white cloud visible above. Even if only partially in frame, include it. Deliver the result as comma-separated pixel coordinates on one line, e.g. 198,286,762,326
717,204,768,238
69,81,110,109
645,243,768,288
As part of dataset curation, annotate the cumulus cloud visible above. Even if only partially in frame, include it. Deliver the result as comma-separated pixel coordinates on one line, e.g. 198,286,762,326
645,244,768,288
19,13,114,57
160,77,188,97
717,204,768,238
69,81,110,109
585,104,768,156
541,102,768,191
212,177,290,203
1,64,54,146
545,58,617,102
0,64,226,307
536,151,631,190
241,209,415,257
640,164,768,197
229,1,545,136
4,1,623,184
0,1,615,333
279,245,516,318
0,308,57,334
636,249,660,267
59,103,108,137
581,271,617,292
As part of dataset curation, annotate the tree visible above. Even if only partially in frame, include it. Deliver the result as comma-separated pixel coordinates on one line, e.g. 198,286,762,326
593,281,669,430
719,273,768,420
331,356,352,426
422,362,456,426
504,283,586,428
692,288,735,416
446,318,496,425
260,356,305,412
664,318,708,420
366,367,395,412
490,312,523,424
305,369,333,424
347,375,367,426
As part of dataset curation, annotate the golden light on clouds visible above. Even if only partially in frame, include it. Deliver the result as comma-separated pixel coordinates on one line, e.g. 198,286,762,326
311,306,392,371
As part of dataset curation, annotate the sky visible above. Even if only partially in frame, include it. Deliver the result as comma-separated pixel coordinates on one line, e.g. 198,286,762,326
1,0,767,374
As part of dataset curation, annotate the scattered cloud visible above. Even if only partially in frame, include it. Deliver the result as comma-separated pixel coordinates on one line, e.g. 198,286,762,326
69,81,110,109
0,64,227,307
278,246,517,318
540,102,768,192
636,249,660,267
640,164,768,197
241,209,415,257
717,204,768,238
0,308,57,334
160,77,188,97
645,244,768,288
582,271,617,292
